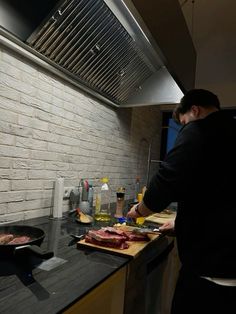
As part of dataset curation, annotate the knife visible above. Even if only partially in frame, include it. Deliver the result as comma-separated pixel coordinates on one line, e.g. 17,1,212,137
68,234,85,246
70,234,85,240
132,227,160,235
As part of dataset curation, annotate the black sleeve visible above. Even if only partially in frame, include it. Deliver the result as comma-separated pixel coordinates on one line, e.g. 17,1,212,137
143,122,204,212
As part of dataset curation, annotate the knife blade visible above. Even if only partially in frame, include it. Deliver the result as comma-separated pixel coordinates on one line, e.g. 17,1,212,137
132,227,160,235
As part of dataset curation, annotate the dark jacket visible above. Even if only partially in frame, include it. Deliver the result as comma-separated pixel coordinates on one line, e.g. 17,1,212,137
143,110,236,277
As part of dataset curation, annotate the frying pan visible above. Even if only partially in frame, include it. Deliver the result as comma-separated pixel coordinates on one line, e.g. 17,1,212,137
0,225,53,259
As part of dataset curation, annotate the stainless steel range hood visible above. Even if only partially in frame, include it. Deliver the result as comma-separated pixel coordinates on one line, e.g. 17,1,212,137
0,0,196,107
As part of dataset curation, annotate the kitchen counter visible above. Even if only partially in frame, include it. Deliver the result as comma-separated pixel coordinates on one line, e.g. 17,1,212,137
0,215,173,314
0,216,129,314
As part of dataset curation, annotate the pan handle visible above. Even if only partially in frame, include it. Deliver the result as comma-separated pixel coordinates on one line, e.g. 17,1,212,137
14,245,54,259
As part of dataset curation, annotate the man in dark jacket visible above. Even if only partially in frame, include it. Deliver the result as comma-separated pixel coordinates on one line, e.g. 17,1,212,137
127,89,236,313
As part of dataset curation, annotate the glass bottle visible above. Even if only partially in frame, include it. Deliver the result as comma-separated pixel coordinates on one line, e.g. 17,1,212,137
88,180,94,215
94,177,111,222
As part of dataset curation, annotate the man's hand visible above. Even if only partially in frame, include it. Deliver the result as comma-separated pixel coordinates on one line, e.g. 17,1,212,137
159,219,175,235
126,201,153,219
126,204,140,219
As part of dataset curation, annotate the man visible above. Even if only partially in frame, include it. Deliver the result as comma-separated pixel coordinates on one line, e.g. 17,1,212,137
127,89,236,313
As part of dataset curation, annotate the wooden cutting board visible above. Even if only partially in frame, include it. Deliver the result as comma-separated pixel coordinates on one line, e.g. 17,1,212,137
145,212,176,225
77,226,160,258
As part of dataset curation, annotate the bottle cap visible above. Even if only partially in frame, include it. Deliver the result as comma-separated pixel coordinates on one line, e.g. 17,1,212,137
117,187,125,193
101,177,109,183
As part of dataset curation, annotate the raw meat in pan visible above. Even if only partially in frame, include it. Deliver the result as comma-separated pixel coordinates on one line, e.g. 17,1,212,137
0,234,14,244
8,236,31,244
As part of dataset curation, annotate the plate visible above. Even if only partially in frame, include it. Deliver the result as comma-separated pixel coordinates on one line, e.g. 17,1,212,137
76,216,93,224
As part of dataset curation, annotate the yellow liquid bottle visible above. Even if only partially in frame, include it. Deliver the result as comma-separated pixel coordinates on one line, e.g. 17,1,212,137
136,193,145,225
94,177,111,222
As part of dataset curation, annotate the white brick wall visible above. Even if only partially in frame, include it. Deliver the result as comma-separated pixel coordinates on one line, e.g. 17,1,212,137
0,45,162,222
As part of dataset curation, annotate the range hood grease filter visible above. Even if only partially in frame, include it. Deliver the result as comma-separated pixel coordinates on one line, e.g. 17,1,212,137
27,0,156,105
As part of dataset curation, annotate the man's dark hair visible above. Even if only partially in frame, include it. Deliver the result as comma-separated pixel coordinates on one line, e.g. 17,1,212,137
173,89,221,123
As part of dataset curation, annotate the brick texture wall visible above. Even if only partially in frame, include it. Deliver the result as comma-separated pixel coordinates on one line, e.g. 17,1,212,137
0,46,161,223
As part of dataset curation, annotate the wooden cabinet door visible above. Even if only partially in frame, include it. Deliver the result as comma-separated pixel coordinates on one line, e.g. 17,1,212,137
64,266,127,314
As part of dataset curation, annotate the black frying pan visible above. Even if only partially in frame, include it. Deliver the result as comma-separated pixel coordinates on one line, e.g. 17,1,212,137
0,225,53,259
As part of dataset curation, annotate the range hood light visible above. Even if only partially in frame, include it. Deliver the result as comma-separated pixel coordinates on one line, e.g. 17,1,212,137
90,44,101,56
118,69,126,77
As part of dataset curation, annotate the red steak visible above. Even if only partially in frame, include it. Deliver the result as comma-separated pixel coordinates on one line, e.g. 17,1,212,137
87,229,127,243
101,227,149,241
101,227,129,239
124,231,150,242
84,227,150,250
85,234,129,249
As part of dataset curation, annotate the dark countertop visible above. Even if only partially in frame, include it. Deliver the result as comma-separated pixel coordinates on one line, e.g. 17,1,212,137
0,216,130,314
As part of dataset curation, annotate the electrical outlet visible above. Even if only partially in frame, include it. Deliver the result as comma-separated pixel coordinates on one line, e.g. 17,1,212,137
63,187,74,198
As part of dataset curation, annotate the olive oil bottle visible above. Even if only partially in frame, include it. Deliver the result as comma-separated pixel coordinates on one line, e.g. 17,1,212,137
94,177,111,222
